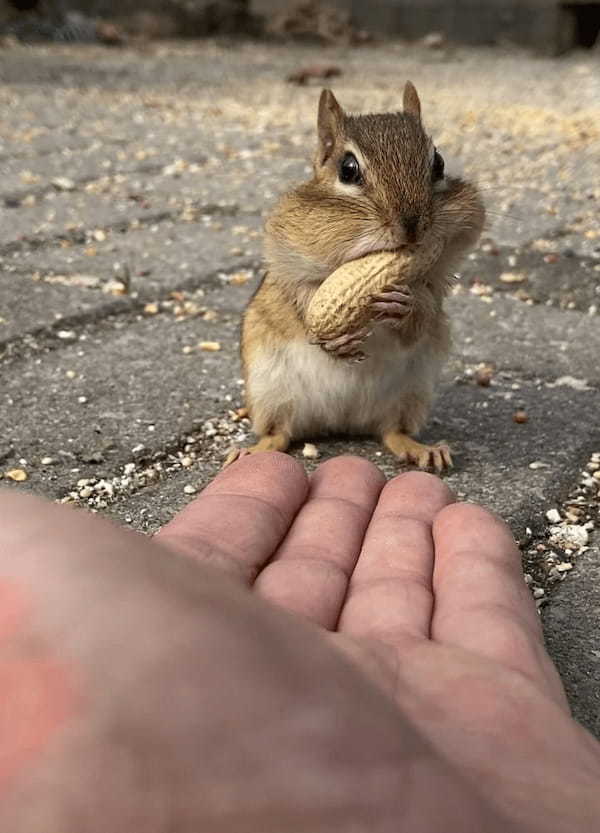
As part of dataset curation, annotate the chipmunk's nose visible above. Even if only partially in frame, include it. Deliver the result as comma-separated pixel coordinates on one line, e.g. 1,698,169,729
403,214,420,243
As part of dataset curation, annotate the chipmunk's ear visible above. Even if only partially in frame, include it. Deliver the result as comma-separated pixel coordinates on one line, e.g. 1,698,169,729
317,89,345,165
403,81,421,122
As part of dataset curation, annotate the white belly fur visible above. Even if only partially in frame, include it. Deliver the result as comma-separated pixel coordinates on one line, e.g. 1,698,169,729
247,325,445,439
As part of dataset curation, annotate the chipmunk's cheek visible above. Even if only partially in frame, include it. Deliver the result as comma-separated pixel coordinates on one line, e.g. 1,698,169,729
0,581,78,793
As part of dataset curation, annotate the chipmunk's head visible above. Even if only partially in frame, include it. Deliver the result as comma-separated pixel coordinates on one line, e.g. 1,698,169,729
306,82,483,264
265,83,484,283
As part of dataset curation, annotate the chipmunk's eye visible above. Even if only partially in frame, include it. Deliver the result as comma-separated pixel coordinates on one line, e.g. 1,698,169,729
339,152,361,185
432,149,445,182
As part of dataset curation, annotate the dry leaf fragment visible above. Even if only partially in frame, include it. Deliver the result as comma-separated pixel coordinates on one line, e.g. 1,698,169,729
5,468,27,481
199,341,221,352
144,302,159,315
499,272,526,284
287,64,342,85
470,281,493,296
513,410,529,424
228,271,252,285
102,280,126,295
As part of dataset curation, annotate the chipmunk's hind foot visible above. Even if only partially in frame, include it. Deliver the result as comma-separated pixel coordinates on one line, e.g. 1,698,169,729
383,430,452,473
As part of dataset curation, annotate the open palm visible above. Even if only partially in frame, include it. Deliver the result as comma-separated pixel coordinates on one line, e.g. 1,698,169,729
158,452,600,831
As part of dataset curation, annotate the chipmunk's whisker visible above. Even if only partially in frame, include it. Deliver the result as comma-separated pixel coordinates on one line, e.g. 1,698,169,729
483,210,525,224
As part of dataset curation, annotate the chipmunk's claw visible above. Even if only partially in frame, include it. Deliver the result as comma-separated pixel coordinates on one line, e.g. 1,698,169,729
370,285,414,326
383,431,453,474
311,327,371,361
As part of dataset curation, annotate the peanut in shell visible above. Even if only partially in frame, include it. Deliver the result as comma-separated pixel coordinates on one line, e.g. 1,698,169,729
306,237,444,341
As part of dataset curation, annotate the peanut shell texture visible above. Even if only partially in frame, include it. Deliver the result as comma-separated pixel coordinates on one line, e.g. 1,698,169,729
306,237,444,341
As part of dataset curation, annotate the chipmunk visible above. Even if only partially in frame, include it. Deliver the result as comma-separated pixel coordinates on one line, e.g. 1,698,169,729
226,82,485,471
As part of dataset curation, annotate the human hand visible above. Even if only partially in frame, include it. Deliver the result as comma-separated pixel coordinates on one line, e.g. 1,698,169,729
158,452,600,831
1,453,599,832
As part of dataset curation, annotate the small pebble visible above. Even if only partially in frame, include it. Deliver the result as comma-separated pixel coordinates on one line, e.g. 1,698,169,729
533,587,545,599
421,31,445,48
302,443,320,459
475,365,494,387
513,410,528,423
52,176,76,191
546,508,561,523
183,484,197,495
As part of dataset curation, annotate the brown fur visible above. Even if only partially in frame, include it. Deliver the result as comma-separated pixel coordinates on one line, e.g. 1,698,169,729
231,83,485,472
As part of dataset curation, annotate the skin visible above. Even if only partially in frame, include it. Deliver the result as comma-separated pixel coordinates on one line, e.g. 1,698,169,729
0,452,599,831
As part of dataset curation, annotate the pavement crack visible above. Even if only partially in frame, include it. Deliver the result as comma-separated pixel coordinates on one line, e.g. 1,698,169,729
0,201,256,258
0,153,209,207
57,412,251,511
0,259,257,363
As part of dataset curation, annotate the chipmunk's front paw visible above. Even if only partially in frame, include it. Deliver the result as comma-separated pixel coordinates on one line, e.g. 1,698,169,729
370,284,414,328
310,327,371,362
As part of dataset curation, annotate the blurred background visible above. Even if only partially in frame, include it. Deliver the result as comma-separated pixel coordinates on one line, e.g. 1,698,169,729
1,0,599,52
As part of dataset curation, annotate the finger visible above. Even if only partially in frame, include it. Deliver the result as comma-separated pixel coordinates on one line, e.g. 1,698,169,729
254,457,385,629
156,451,308,584
372,287,412,300
431,504,569,708
371,294,411,305
319,329,370,352
371,302,410,314
335,343,365,356
338,472,455,645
